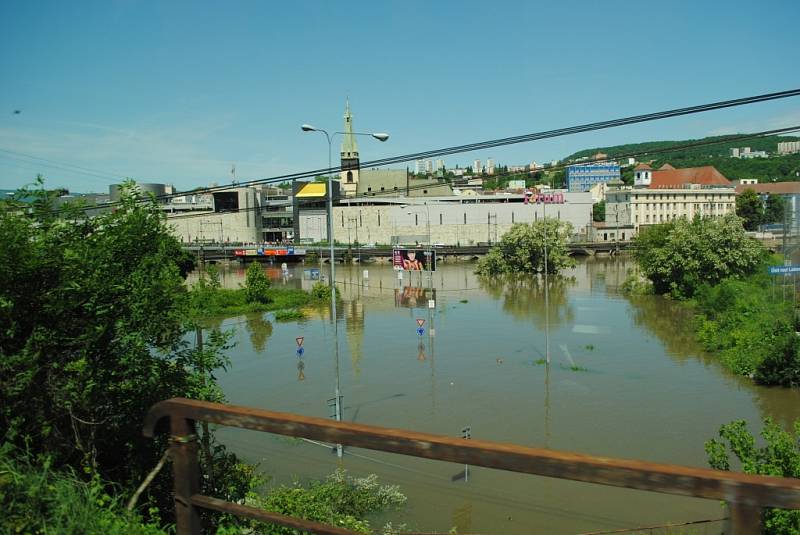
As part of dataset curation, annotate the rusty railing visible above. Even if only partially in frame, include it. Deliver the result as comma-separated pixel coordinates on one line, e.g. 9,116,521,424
144,398,800,534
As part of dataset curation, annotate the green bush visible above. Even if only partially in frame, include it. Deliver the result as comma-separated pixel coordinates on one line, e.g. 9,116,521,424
244,262,272,304
706,419,800,533
274,309,306,322
311,282,338,302
239,469,406,534
633,214,765,298
476,219,575,276
0,447,167,535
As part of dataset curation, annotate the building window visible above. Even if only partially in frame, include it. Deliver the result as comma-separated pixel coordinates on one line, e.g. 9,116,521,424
367,187,372,192
347,171,353,183
378,212,381,226
464,213,467,224
423,189,428,194
440,213,443,224
381,187,385,192
512,212,515,223
415,214,418,226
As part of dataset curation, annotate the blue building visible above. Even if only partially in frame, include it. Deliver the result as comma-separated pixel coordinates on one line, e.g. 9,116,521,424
566,163,621,192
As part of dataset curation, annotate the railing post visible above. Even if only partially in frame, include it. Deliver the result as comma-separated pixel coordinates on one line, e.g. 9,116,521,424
171,416,202,535
726,502,761,534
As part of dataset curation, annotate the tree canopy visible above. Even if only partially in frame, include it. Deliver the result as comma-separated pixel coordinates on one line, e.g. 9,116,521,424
736,188,764,230
476,219,575,276
633,214,766,298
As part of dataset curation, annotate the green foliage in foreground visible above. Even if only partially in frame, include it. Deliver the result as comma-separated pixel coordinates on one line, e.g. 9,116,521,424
706,419,800,534
476,219,575,276
0,447,167,535
694,273,800,385
633,214,766,298
230,470,406,535
273,309,306,321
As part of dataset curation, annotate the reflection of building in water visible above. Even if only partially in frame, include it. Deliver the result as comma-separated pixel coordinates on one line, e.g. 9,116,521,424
344,299,365,376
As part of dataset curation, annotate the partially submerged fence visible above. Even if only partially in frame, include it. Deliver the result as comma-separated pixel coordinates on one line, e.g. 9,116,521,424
144,398,800,534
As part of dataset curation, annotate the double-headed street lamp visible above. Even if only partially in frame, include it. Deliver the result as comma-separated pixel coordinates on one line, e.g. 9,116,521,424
300,123,388,458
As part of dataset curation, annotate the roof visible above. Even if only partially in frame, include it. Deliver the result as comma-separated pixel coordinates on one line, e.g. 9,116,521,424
648,166,732,189
295,183,327,198
659,163,676,170
735,182,800,195
634,163,652,170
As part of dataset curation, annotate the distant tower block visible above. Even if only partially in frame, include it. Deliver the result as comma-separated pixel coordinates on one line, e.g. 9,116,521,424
340,100,360,198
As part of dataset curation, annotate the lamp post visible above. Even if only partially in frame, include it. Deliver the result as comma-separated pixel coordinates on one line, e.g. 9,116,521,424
301,124,388,458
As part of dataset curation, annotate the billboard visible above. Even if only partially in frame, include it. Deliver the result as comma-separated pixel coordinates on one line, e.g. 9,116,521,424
392,248,436,272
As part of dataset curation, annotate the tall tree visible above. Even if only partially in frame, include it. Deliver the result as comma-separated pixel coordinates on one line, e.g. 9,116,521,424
476,218,575,275
736,188,764,230
593,200,606,222
764,193,787,224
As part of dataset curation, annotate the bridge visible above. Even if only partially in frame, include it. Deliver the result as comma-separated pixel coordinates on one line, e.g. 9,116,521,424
184,242,633,263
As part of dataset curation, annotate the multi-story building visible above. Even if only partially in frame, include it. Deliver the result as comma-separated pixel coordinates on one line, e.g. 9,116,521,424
414,160,425,175
435,159,444,171
605,165,736,236
566,162,621,192
425,160,433,174
473,159,482,174
731,147,768,159
734,181,800,231
486,158,495,175
778,141,800,155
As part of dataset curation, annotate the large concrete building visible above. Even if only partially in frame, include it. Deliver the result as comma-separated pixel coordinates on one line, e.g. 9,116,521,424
605,165,736,238
310,191,594,246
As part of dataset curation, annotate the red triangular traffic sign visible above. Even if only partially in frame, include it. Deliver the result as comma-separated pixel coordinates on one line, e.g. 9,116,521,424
416,319,425,327
296,337,304,347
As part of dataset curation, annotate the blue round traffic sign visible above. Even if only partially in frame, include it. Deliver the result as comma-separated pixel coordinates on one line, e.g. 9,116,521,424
296,347,305,357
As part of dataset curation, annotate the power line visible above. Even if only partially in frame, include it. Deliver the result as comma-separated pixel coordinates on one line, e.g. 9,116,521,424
0,148,128,183
11,88,800,216
157,125,800,224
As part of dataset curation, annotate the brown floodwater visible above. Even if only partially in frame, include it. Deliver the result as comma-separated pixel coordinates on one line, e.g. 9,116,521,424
197,257,800,534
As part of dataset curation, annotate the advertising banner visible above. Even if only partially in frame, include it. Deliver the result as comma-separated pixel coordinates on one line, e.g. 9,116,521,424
392,248,436,272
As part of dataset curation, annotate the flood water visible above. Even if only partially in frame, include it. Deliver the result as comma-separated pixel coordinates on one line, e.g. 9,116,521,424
199,258,800,534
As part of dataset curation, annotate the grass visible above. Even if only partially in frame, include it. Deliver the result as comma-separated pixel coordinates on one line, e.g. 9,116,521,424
0,449,166,535
274,308,307,322
584,344,595,351
563,364,589,372
459,299,469,303
190,286,312,318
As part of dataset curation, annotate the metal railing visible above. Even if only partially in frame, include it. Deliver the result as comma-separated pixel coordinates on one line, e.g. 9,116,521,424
144,398,800,534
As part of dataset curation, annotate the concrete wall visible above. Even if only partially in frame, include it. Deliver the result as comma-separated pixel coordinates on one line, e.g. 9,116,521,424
319,193,593,246
167,187,264,243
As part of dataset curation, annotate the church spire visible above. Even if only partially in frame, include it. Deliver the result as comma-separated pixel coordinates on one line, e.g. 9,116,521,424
341,98,359,159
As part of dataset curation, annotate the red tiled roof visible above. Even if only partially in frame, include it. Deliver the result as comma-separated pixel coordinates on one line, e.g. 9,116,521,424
648,166,731,189
735,182,800,195
659,163,675,170
634,163,652,170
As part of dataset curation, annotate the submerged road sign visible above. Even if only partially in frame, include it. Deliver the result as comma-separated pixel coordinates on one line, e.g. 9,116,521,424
416,319,425,327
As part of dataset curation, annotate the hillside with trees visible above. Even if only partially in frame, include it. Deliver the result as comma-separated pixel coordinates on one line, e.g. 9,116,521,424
566,134,800,183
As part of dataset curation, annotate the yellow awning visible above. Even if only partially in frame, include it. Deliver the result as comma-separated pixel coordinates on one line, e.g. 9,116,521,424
296,183,327,198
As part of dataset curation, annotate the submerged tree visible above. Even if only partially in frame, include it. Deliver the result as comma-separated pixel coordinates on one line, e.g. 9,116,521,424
476,219,575,276
633,214,765,298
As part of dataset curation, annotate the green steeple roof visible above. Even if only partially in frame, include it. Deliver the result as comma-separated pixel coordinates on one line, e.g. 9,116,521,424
341,99,359,160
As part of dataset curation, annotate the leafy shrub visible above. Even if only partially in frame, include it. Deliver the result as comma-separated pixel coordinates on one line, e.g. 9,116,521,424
274,309,306,322
476,219,575,276
0,447,166,535
311,282,338,302
244,262,272,304
633,214,765,298
240,469,406,534
706,419,800,533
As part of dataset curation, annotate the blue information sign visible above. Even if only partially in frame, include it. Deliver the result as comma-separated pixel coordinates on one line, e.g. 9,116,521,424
296,347,305,357
768,265,800,275
417,327,425,336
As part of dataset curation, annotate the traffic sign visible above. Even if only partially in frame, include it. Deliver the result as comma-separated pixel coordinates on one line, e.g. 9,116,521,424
296,347,305,357
416,318,425,327
769,265,800,275
417,327,425,336
296,337,304,347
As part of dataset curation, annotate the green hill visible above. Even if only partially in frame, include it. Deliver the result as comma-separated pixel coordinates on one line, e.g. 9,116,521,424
566,134,800,183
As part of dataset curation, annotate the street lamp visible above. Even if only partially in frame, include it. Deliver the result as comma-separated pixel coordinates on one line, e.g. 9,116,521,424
301,123,388,458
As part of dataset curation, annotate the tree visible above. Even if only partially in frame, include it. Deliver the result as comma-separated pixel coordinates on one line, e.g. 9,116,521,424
592,200,606,222
706,418,800,533
633,214,765,298
0,180,248,520
244,261,272,303
736,188,765,230
476,219,575,276
764,193,787,224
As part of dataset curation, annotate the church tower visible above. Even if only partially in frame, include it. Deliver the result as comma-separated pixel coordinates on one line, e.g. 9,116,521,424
340,100,360,197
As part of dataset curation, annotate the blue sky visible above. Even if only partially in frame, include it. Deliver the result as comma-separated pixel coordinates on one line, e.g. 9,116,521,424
1,0,799,193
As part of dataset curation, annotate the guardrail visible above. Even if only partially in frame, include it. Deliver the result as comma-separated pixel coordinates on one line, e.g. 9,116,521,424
144,398,800,534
